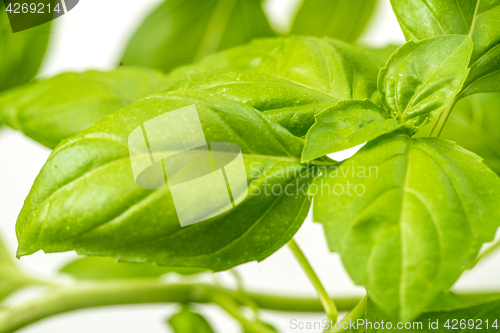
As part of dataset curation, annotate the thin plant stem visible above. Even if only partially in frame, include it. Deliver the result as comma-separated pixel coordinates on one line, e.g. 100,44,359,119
288,238,338,323
328,296,367,333
430,98,457,137
0,281,360,333
212,293,275,333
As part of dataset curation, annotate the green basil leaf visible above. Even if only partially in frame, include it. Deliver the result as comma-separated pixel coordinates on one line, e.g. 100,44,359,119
16,90,316,272
302,100,403,162
313,132,500,321
165,37,381,137
440,93,500,175
0,67,169,148
167,37,382,101
0,3,51,93
168,308,215,333
378,35,472,127
290,0,377,43
167,69,337,137
60,257,206,280
121,0,274,73
0,237,33,302
390,0,500,98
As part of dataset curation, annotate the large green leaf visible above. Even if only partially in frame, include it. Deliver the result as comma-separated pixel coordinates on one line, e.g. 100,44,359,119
0,237,33,302
440,93,500,175
378,35,472,127
165,37,381,137
390,0,500,98
121,0,274,73
167,69,337,138
167,37,382,100
16,90,317,272
313,132,500,321
60,257,206,280
290,0,377,43
301,100,403,162
0,68,168,148
0,2,51,93
167,308,215,333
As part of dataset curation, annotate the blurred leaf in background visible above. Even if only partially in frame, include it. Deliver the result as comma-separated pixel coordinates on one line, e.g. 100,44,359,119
0,237,35,302
0,2,51,93
121,0,275,72
0,68,169,148
440,93,500,176
290,0,377,43
60,256,206,280
121,0,379,73
167,308,215,333
415,93,500,176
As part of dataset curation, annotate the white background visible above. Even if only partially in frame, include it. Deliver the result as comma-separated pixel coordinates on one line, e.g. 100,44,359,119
1,1,499,332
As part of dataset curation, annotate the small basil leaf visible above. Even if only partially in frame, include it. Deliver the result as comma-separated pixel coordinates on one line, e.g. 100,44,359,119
302,100,403,162
121,0,274,72
378,35,472,126
16,90,316,272
0,3,51,93
0,67,169,148
290,0,377,43
60,257,206,280
313,132,500,321
390,0,500,98
168,308,215,333
0,237,33,301
166,37,382,102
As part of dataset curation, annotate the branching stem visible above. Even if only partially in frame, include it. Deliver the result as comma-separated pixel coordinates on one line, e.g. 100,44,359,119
0,281,360,333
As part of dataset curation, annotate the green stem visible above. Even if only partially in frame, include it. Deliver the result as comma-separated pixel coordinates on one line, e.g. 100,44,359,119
327,296,367,333
0,281,360,333
212,293,274,333
288,239,338,323
429,98,457,137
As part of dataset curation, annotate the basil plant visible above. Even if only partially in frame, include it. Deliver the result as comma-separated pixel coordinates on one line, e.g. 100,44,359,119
1,0,500,332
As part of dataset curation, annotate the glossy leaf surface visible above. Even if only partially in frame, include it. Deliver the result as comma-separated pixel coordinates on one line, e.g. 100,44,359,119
390,0,500,97
378,35,472,126
167,37,382,101
166,37,381,137
313,132,500,320
16,91,316,272
0,68,168,148
302,100,402,161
